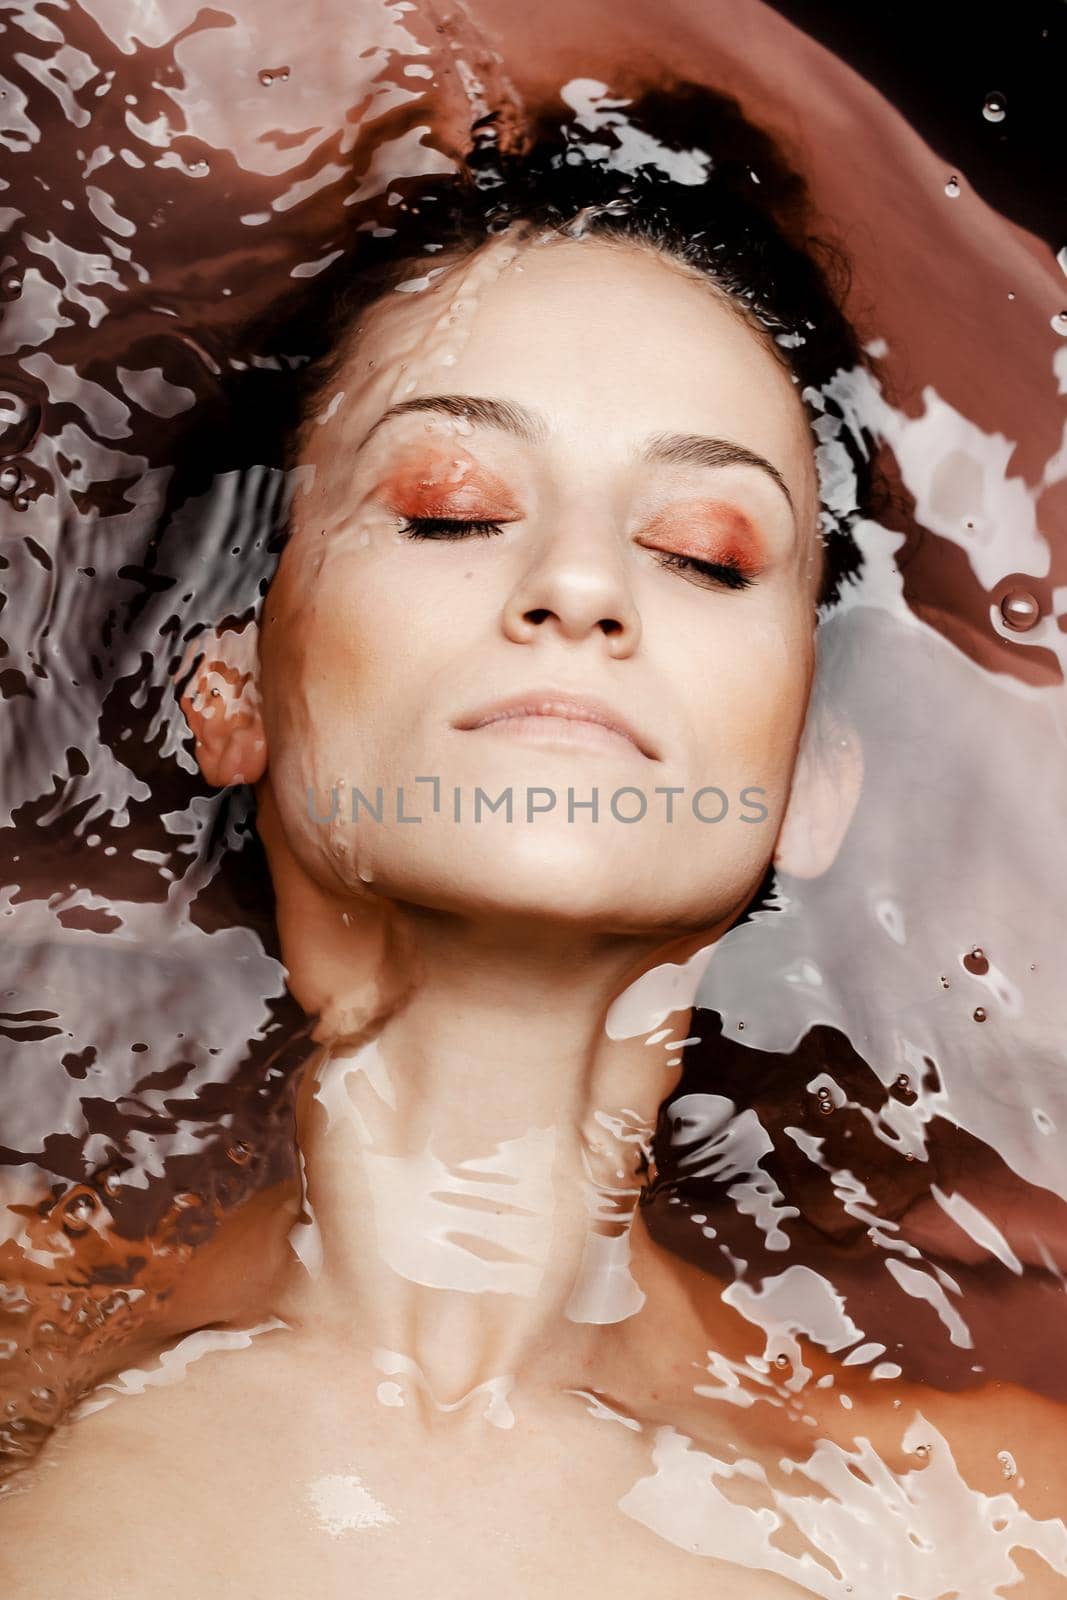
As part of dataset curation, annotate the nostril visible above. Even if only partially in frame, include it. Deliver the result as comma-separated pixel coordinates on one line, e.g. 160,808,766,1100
599,618,623,635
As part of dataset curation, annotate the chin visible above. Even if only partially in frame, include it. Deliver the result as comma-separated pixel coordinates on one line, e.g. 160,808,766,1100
364,826,744,935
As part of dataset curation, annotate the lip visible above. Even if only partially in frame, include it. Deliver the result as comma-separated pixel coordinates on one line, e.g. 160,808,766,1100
453,689,659,760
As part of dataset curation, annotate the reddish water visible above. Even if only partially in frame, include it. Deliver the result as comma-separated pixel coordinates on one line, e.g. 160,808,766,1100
1,1,1066,1592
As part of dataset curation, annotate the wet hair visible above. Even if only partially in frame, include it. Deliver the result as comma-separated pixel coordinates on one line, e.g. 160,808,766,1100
267,78,881,613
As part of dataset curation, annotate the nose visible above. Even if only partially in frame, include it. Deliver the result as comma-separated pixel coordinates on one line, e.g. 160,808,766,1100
500,506,642,657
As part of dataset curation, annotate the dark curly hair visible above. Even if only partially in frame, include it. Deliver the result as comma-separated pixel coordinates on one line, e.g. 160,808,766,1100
259,78,881,613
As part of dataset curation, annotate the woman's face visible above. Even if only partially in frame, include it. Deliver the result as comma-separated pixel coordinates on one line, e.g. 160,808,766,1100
257,233,824,935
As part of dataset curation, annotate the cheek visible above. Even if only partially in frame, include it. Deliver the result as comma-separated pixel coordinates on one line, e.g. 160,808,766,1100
672,606,813,782
264,544,457,755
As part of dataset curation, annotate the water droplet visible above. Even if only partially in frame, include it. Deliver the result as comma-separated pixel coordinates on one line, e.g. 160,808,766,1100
58,1188,98,1234
737,1019,744,1030
895,1074,911,1092
773,1353,790,1368
818,1098,834,1115
94,1166,123,1198
12,493,28,512
259,70,274,86
1051,311,1067,337
0,270,21,300
997,1449,1017,1479
0,385,42,459
904,1153,916,1162
982,91,1007,123
189,159,210,177
1000,588,1041,631
973,1007,987,1022
1007,291,1016,301
963,945,990,975
913,1442,930,1459
945,176,961,199
0,464,20,496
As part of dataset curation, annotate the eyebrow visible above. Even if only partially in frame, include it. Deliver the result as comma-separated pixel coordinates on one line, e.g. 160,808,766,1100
356,393,796,521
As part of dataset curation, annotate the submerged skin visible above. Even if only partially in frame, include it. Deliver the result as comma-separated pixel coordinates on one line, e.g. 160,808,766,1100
5,236,1066,1597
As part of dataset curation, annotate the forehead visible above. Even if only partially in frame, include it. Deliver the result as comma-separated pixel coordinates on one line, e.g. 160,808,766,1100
307,234,818,521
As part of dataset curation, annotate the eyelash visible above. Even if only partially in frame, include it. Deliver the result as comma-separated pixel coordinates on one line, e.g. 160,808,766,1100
396,517,756,592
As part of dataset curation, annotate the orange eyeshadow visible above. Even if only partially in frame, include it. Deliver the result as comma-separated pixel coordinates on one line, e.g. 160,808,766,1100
374,448,522,519
643,498,767,571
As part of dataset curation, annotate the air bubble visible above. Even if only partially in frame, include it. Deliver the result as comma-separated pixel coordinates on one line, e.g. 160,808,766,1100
29,1387,56,1413
0,465,20,496
999,589,1041,631
1051,311,1067,337
982,91,1007,123
773,1353,790,1369
939,975,950,989
944,176,961,198
973,1007,987,1022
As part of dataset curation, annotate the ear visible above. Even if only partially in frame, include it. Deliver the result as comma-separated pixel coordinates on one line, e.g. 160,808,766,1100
773,706,864,880
178,621,267,788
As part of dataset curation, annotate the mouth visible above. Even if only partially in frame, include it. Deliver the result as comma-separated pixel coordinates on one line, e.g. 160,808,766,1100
453,692,659,761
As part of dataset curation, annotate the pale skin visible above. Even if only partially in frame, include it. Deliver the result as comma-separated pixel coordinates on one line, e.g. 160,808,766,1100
10,232,1066,1596
179,228,863,1403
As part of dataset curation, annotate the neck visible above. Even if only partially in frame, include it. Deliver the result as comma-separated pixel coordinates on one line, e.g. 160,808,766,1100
270,905,715,1423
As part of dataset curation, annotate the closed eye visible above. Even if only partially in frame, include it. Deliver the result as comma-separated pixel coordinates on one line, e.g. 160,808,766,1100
398,516,506,540
653,551,755,591
397,516,755,591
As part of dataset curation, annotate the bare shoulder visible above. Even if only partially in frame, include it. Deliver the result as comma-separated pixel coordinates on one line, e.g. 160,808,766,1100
1,1318,294,1523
